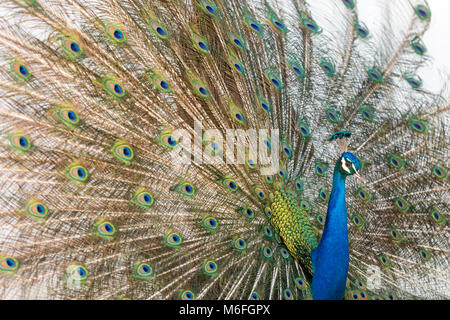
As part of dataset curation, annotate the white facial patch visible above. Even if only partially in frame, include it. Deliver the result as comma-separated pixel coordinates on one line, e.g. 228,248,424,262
341,157,351,173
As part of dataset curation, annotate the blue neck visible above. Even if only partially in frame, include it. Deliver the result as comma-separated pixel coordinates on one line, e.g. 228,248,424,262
311,166,349,300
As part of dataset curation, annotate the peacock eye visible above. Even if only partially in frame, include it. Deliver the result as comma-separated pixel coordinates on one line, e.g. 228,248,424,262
345,160,352,168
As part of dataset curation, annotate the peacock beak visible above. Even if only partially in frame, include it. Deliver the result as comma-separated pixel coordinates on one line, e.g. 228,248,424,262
354,170,367,183
352,163,366,183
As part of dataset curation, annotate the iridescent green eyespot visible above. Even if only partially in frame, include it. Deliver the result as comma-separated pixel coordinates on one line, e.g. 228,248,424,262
149,19,168,39
415,4,431,20
158,130,178,150
232,237,247,251
360,105,375,122
0,256,19,273
192,33,210,54
432,165,447,179
265,71,283,89
9,132,32,152
201,260,218,276
357,187,372,202
394,197,410,212
179,290,195,300
146,70,172,93
283,288,294,300
66,264,88,283
173,180,196,198
133,189,155,209
319,189,329,202
56,106,81,128
239,206,255,220
261,245,273,259
111,141,134,164
105,25,127,44
201,216,218,232
65,162,89,183
94,220,117,239
24,199,48,219
164,231,183,248
11,60,32,81
61,37,83,59
134,262,153,280
367,67,383,83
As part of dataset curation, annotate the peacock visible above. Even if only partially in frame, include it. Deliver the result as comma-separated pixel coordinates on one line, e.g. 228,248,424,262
0,0,448,300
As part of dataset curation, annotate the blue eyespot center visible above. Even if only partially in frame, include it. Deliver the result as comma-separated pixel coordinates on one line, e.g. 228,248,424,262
142,265,150,273
19,65,28,76
185,185,193,193
104,224,112,232
167,136,175,146
77,168,85,178
123,147,131,157
160,80,169,89
234,39,242,46
234,64,242,71
67,110,76,121
19,136,28,147
77,267,85,277
156,27,165,36
70,42,80,53
198,41,206,50
235,113,242,120
172,235,180,242
206,6,215,14
209,219,215,226
251,23,260,31
143,194,151,203
113,29,123,40
6,258,15,267
199,87,207,95
36,204,44,214
208,262,215,270
229,181,236,189
114,84,122,94
271,78,280,86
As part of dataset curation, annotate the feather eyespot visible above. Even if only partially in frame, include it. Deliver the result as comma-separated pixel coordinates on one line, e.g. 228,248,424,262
11,61,32,80
180,290,195,300
106,26,126,43
295,277,307,290
164,231,183,247
65,163,89,183
201,216,218,231
104,78,125,98
62,38,83,59
133,262,153,280
95,220,117,238
202,260,218,276
57,107,80,128
320,60,335,75
0,256,19,272
262,246,273,259
233,237,247,251
9,133,32,152
66,264,88,283
415,4,431,20
283,289,294,300
133,189,155,209
150,20,168,39
25,199,48,219
111,141,134,164
250,292,260,300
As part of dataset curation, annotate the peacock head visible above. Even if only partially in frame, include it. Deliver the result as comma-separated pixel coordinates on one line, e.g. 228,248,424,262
329,131,365,182
337,152,361,177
